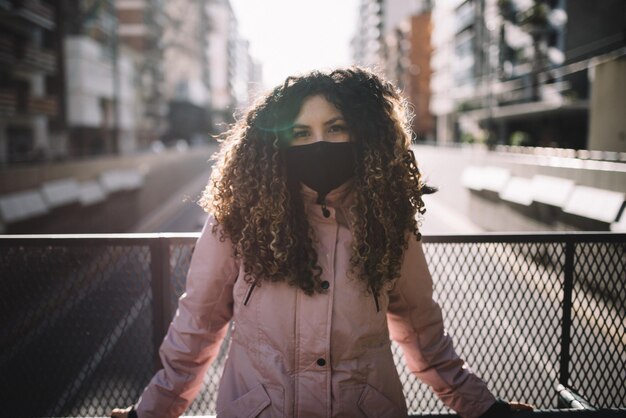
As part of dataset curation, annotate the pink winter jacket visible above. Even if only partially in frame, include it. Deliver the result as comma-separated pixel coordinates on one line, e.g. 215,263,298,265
134,182,497,418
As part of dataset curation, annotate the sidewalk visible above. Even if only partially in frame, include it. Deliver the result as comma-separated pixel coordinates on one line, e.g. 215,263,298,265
420,193,483,235
131,167,212,233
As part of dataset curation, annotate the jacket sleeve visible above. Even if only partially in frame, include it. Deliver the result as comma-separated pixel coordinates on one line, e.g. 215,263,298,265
135,215,239,418
386,235,496,418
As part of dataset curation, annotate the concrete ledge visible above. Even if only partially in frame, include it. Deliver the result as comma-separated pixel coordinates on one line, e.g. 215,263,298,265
0,145,218,233
564,186,624,223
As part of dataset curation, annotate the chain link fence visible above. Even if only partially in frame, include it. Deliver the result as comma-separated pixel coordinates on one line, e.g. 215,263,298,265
0,233,624,417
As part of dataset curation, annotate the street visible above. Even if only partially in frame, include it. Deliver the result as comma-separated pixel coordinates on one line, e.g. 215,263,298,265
133,164,484,236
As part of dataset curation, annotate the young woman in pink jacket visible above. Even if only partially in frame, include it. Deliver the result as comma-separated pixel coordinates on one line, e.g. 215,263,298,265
111,68,532,418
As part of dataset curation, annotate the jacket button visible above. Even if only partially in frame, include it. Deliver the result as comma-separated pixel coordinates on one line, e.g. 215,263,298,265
316,358,326,366
321,280,330,289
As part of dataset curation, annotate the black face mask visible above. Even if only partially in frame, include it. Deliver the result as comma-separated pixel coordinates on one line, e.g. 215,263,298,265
285,141,356,200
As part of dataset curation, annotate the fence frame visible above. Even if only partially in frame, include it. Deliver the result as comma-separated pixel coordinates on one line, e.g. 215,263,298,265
1,231,624,416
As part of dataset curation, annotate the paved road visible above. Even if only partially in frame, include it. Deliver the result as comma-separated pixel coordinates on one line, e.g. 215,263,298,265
132,167,211,234
137,167,484,236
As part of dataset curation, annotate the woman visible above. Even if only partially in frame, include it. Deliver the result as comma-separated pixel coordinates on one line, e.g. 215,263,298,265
112,68,531,418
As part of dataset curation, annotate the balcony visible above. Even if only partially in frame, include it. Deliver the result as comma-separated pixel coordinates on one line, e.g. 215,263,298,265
0,35,15,65
0,89,16,116
0,232,624,417
0,35,56,73
24,95,58,116
18,44,56,73
13,0,55,30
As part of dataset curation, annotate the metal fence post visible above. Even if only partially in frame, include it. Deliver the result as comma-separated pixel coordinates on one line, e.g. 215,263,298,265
559,239,575,388
149,236,171,371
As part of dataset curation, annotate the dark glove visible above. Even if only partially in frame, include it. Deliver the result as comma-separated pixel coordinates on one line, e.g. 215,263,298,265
479,399,512,418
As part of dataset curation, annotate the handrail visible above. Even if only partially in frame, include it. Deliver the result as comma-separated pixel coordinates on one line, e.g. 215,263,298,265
1,231,623,243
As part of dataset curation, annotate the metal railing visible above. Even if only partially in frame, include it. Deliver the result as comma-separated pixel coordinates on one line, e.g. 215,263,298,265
0,232,624,417
413,141,626,164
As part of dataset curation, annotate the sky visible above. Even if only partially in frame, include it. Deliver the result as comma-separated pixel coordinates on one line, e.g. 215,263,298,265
229,0,359,89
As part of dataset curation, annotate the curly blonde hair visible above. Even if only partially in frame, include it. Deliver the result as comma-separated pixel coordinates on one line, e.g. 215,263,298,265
200,67,435,297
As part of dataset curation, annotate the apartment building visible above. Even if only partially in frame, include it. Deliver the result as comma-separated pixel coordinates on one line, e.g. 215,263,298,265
116,0,167,147
430,0,625,150
63,0,140,156
0,0,60,164
352,0,435,140
0,0,261,163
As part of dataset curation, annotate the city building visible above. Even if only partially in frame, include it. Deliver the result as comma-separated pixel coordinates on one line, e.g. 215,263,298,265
205,0,262,129
352,0,425,70
384,10,435,141
205,0,237,129
351,0,384,70
63,0,139,156
430,0,626,151
247,55,264,107
430,0,494,145
0,0,60,164
233,38,263,113
116,0,167,148
352,0,435,140
0,0,261,164
160,0,212,143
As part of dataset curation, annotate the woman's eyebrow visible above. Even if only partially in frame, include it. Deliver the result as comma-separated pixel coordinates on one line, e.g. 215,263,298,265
292,116,344,129
324,117,345,125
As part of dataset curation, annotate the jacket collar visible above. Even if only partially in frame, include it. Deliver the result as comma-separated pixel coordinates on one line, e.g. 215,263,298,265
300,179,356,209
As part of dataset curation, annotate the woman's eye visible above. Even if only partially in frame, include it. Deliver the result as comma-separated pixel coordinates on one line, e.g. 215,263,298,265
292,130,309,138
329,124,347,133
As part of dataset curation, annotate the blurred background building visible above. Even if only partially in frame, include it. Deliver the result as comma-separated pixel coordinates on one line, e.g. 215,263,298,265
350,0,625,233
0,0,60,163
0,0,261,165
352,0,436,140
0,0,262,234
0,0,624,234
430,0,625,152
117,0,167,149
354,0,626,152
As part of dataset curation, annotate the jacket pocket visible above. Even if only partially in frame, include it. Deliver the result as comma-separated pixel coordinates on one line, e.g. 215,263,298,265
357,384,406,418
218,383,271,418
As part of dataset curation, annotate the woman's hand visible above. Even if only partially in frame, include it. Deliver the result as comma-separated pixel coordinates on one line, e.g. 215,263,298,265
110,406,133,418
509,401,534,412
480,399,534,417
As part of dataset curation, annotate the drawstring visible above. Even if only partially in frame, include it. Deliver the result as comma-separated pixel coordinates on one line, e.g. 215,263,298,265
316,194,331,218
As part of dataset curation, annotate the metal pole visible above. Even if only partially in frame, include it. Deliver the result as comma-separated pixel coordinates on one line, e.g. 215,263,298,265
149,237,171,371
111,0,120,154
159,237,173,336
559,239,575,387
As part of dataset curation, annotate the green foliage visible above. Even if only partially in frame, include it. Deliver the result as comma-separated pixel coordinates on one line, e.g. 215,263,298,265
519,2,551,28
461,132,476,144
509,130,531,146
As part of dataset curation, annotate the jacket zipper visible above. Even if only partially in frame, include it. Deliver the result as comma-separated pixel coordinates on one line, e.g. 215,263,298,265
243,282,257,306
321,201,330,218
372,286,380,313
317,194,331,218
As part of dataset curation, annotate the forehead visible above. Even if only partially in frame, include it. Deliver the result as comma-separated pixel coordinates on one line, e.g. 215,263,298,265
294,95,343,124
